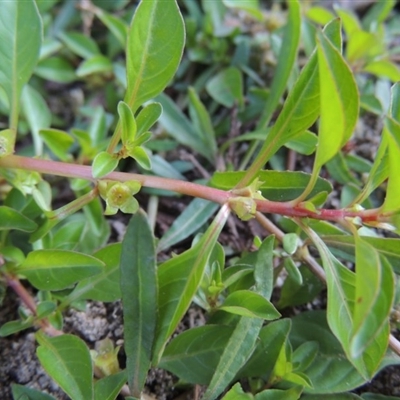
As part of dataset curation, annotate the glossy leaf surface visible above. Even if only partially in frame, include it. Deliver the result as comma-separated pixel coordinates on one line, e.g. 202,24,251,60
257,0,300,129
321,235,400,274
0,206,37,232
92,151,119,179
153,205,230,363
203,237,276,400
0,0,42,128
36,333,93,400
237,318,291,379
383,116,400,213
304,226,389,379
125,0,185,112
21,84,51,156
67,243,121,303
211,170,331,201
156,93,212,161
157,198,218,252
94,371,127,400
121,212,157,396
118,101,137,145
315,30,359,168
17,250,104,290
160,325,234,384
203,317,263,400
11,384,56,400
351,238,394,358
219,290,280,319
39,129,74,161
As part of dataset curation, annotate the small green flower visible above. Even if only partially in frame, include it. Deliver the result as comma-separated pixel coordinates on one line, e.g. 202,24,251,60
98,180,141,215
229,178,265,221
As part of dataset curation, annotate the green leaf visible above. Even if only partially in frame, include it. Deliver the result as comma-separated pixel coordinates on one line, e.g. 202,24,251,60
255,387,302,400
21,84,51,156
92,151,119,178
222,0,262,20
350,238,394,358
210,170,332,201
11,384,57,400
306,6,336,25
220,290,280,319
326,152,359,186
0,129,15,157
188,87,217,158
58,31,100,59
314,30,359,168
236,19,344,187
35,57,76,83
36,301,57,318
118,101,137,145
130,146,151,170
346,31,382,64
303,226,389,379
0,318,34,337
149,154,186,180
254,236,275,299
39,129,74,161
321,235,400,274
0,0,42,129
278,265,323,309
160,325,235,385
17,249,104,291
153,205,230,363
36,332,93,400
283,233,299,255
155,93,212,161
0,206,37,232
383,115,400,212
125,0,185,112
94,371,128,400
157,198,218,252
302,394,361,400
257,0,300,129
203,236,276,400
206,66,244,109
94,8,128,47
66,243,122,303
363,60,400,82
222,383,253,399
362,394,400,400
202,317,263,400
352,135,388,205
285,130,318,155
136,102,163,137
362,0,396,30
237,319,291,379
283,257,303,286
292,341,319,372
290,310,366,393
121,211,157,396
76,55,113,77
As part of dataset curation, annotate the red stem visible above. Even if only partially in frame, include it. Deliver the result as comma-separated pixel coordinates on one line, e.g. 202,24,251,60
0,155,384,223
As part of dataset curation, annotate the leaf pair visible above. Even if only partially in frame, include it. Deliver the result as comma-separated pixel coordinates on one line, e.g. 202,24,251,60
92,101,161,178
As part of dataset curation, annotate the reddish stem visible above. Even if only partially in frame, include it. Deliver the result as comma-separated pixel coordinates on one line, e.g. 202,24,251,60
0,155,386,224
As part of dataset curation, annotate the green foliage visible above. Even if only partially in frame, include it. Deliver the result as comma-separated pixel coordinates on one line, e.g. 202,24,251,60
1,1,400,399
121,212,157,396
